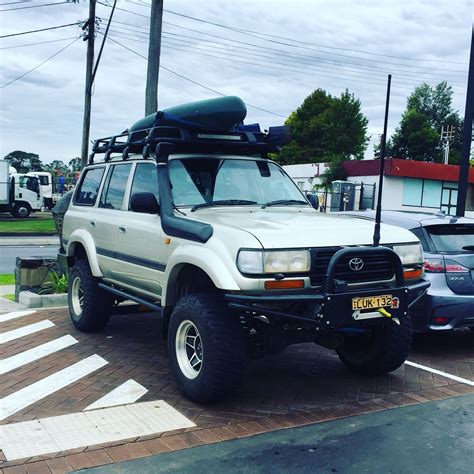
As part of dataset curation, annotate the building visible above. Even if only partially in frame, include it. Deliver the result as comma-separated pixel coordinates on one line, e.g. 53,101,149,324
282,163,327,191
342,158,474,217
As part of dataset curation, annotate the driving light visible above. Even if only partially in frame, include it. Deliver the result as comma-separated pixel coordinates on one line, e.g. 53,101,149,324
393,243,423,266
237,249,311,274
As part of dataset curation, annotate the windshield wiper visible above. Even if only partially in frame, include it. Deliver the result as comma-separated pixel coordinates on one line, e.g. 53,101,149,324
261,199,308,209
191,199,257,212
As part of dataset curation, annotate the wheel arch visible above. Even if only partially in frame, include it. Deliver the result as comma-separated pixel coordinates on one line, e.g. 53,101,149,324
66,230,103,277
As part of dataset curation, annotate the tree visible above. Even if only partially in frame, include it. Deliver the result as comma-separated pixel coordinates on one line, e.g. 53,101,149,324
68,157,82,172
43,160,68,174
317,156,348,189
3,150,42,173
276,89,369,165
388,82,462,162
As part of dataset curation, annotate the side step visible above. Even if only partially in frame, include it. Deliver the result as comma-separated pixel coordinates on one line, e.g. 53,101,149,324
98,283,162,313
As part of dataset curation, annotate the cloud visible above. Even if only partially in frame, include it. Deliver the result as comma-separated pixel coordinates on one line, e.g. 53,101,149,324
0,0,471,163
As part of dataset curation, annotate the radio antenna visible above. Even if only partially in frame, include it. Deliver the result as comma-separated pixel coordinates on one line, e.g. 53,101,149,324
373,74,392,247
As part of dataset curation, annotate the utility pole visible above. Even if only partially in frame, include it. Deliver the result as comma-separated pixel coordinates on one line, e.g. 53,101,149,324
440,124,456,165
80,0,96,169
456,27,474,217
145,0,164,116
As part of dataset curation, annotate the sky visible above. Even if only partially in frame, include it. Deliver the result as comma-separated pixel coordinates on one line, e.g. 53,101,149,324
0,0,472,165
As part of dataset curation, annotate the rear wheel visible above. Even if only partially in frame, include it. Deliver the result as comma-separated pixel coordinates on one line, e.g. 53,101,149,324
336,313,412,375
68,259,113,332
168,294,245,403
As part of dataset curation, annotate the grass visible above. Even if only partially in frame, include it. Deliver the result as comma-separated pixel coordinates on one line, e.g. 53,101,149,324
0,214,56,234
2,294,15,301
0,274,14,285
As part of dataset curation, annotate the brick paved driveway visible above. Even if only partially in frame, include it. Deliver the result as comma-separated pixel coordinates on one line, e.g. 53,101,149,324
1,306,473,473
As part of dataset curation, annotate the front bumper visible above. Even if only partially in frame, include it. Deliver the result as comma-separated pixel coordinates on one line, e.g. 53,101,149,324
226,278,430,329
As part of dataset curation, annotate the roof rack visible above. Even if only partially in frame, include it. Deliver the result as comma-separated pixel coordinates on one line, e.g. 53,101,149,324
88,125,289,165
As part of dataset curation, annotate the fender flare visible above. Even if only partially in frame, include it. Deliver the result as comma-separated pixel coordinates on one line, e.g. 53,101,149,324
66,229,103,277
163,246,240,307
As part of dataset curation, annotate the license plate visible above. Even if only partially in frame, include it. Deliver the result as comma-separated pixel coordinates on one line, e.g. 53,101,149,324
351,294,393,311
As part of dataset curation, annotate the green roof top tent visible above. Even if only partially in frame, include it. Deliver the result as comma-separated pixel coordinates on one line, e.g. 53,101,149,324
129,96,247,133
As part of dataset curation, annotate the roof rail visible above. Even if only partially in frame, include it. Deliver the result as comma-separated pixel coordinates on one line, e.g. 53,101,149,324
88,125,289,164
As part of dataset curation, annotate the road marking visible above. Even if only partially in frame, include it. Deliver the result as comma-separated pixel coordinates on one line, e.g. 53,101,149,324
0,320,55,344
0,335,78,375
0,400,195,461
405,360,474,386
84,379,148,411
0,354,108,421
0,310,36,324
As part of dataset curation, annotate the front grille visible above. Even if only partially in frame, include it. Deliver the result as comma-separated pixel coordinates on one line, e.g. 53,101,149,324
309,247,395,287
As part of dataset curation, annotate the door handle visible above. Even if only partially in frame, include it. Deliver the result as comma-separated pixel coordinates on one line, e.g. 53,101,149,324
90,220,96,227
118,226,126,233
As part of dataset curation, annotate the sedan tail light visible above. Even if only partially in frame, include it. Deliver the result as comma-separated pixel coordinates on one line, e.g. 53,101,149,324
424,258,470,273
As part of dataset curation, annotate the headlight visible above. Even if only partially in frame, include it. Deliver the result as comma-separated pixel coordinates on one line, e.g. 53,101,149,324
392,243,423,266
237,249,311,274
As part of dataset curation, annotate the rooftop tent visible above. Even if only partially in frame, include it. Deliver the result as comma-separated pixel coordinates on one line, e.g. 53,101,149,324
129,96,247,133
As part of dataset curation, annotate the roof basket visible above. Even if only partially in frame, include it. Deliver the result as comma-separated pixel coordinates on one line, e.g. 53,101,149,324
88,125,290,164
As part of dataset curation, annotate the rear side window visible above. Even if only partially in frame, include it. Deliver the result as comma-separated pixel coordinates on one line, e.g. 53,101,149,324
74,167,105,206
426,225,474,252
129,163,159,210
99,164,132,210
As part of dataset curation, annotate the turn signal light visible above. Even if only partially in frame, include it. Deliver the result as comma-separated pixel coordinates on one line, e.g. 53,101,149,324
264,279,305,290
424,258,469,273
403,268,423,280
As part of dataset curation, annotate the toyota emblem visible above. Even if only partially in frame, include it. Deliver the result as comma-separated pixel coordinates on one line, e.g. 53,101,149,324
349,257,364,271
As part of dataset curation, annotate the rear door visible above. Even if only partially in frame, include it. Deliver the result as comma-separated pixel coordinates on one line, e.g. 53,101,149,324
425,224,474,294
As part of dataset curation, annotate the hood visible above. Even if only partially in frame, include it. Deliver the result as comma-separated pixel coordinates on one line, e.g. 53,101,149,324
185,207,418,248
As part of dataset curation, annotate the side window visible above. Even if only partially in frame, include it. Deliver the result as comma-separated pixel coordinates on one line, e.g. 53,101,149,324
129,163,159,210
99,164,132,210
73,167,105,206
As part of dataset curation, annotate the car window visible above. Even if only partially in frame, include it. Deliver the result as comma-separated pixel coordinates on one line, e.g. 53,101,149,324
38,175,50,186
426,225,474,253
73,167,105,206
99,164,132,210
129,163,159,210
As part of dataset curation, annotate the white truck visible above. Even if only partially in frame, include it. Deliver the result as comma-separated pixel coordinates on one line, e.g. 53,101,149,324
0,160,43,218
27,171,53,209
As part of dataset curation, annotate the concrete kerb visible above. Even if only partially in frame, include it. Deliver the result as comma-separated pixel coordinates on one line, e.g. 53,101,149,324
0,236,60,246
18,290,68,309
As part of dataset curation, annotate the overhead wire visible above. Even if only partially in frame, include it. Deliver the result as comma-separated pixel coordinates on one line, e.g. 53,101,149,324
0,36,78,49
0,36,80,88
101,33,287,117
0,1,71,12
0,22,79,39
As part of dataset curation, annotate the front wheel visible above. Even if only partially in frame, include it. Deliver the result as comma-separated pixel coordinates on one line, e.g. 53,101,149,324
12,202,31,218
68,259,113,332
168,294,245,403
336,313,412,375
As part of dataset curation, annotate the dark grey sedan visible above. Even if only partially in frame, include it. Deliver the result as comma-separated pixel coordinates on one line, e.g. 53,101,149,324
340,210,474,333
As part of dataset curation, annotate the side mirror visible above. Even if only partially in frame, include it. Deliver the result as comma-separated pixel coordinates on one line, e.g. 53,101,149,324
130,192,160,214
306,193,319,210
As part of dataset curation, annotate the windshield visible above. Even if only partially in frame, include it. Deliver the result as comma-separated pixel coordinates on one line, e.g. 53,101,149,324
426,224,474,252
168,158,307,207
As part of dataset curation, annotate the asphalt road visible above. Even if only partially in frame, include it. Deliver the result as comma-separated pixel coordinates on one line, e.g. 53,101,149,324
0,245,59,273
81,394,474,474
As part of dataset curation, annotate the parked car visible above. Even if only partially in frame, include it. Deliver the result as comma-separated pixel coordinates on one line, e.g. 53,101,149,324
340,210,474,332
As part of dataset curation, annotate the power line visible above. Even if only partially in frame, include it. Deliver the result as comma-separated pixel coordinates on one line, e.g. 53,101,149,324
162,8,468,74
0,1,34,5
103,34,287,117
106,28,465,90
0,36,78,49
0,36,80,88
0,22,79,39
104,5,466,81
0,1,71,12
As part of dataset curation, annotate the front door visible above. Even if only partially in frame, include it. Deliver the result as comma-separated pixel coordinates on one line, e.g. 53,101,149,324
441,182,458,216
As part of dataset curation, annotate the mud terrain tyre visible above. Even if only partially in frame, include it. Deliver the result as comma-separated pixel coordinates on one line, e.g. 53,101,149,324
68,259,113,332
336,313,412,375
168,294,245,403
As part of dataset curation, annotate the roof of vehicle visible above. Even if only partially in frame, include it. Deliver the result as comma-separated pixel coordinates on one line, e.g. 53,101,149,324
340,210,474,230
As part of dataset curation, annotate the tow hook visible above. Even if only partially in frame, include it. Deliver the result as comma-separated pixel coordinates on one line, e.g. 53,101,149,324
377,307,400,326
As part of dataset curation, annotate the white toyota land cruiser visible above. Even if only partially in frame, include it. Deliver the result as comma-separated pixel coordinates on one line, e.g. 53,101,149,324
63,99,429,403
